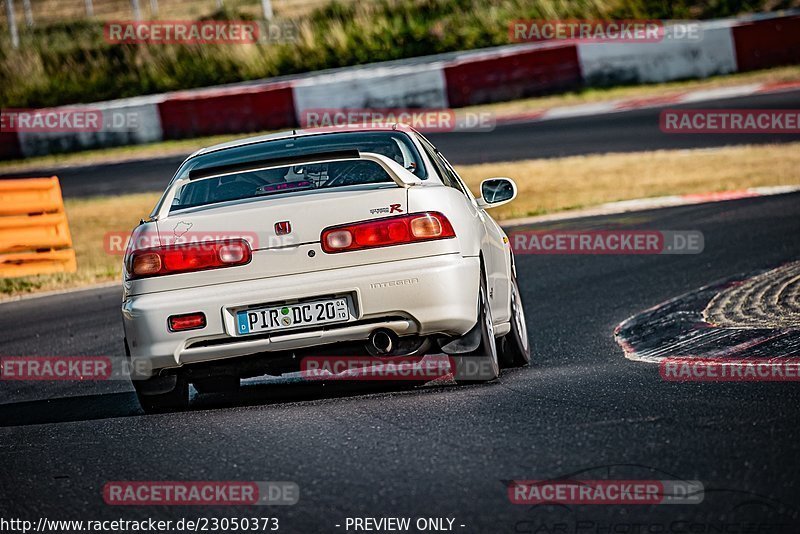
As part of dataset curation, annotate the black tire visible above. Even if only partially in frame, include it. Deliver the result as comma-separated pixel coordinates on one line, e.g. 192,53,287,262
453,269,500,384
193,375,240,395
499,271,531,368
133,373,189,414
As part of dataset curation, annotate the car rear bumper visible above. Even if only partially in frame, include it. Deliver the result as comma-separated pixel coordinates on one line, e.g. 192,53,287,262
122,253,479,379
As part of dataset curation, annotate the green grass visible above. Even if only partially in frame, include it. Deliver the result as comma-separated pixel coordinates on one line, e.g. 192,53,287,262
1,0,798,109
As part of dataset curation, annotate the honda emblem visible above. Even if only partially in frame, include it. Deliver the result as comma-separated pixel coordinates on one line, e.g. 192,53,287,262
275,221,292,235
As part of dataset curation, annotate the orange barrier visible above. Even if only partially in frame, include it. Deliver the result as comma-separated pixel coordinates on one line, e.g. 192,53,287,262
0,177,77,277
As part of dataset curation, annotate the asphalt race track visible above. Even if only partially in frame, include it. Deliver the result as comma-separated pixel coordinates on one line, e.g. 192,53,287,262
1,192,799,532
2,90,799,198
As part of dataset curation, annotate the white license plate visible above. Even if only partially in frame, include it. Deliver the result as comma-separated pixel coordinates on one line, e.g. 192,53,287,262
236,297,350,335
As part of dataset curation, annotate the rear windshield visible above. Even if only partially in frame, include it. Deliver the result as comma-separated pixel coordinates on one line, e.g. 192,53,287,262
165,130,426,212
171,159,393,211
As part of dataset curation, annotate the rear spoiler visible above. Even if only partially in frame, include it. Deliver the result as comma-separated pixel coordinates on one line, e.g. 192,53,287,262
188,150,360,180
151,150,422,220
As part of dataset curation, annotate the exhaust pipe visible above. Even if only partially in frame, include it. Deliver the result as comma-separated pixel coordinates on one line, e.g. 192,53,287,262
369,329,397,355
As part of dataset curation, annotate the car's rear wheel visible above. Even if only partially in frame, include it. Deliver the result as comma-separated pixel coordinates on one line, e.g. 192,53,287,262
499,272,531,368
453,270,500,384
133,373,189,414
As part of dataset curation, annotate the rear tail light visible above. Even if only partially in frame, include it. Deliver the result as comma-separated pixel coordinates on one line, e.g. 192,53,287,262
126,239,252,279
321,212,455,253
168,312,206,332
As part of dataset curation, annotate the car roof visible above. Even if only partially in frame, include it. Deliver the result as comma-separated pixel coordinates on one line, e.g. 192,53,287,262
189,124,420,159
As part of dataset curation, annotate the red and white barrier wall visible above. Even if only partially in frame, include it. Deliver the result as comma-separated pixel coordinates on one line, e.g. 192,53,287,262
444,41,582,107
2,12,798,160
15,96,165,158
292,63,449,119
731,15,800,71
577,21,739,85
158,82,295,140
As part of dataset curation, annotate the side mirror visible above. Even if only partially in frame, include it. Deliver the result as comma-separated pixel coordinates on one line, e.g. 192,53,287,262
477,177,517,209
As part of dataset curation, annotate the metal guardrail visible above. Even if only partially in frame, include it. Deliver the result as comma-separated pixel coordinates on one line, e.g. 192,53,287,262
0,177,77,278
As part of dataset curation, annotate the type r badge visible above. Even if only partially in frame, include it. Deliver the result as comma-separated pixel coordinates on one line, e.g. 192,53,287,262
369,204,404,215
275,221,292,235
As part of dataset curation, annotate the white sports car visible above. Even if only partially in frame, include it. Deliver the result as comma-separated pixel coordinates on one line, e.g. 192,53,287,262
122,125,530,412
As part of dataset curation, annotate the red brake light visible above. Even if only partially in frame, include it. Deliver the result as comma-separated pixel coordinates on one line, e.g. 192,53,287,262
127,239,252,279
168,312,206,332
321,212,455,253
